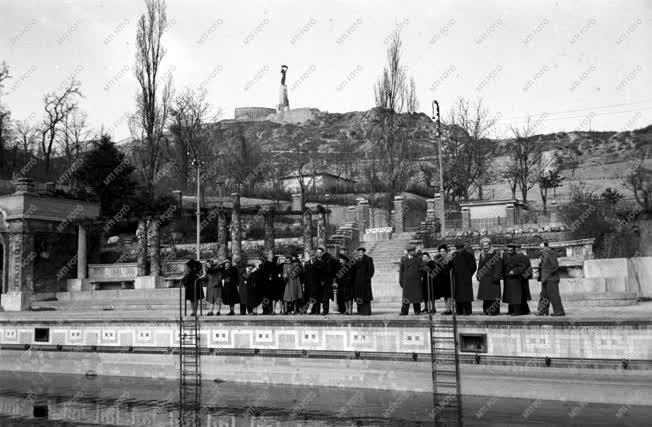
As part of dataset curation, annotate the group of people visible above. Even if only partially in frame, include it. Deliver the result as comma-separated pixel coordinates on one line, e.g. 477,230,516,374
181,247,375,317
399,238,565,317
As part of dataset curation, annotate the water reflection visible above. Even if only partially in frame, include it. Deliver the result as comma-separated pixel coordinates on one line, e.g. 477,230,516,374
0,371,648,426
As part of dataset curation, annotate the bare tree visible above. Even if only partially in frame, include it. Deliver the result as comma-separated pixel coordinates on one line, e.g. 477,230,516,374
60,110,92,167
219,123,266,194
448,98,499,200
406,76,419,114
131,0,173,194
502,163,519,199
169,87,216,190
0,62,12,176
626,151,651,213
15,120,37,153
38,79,82,173
374,33,406,113
508,118,544,203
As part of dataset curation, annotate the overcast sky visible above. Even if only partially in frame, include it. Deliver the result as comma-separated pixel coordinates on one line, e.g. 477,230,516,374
1,0,651,139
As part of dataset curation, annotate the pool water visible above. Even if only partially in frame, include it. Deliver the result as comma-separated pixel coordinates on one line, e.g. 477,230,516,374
0,371,648,426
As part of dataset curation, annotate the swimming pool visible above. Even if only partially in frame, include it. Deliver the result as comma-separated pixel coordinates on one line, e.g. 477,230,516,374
0,371,648,426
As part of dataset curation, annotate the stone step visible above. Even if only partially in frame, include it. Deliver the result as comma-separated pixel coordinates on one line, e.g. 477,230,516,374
53,289,180,301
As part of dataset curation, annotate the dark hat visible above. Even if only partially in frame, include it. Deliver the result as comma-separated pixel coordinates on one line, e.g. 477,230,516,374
338,253,350,262
437,244,448,251
454,242,465,249
357,247,366,252
407,246,417,252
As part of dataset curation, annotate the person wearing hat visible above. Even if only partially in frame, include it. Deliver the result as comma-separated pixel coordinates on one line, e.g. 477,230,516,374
502,243,533,316
182,259,205,316
335,253,354,315
399,246,424,315
451,242,477,315
353,247,375,315
477,237,503,316
536,241,565,316
433,244,454,315
220,259,239,315
205,259,223,316
282,254,303,314
335,248,350,314
239,263,259,315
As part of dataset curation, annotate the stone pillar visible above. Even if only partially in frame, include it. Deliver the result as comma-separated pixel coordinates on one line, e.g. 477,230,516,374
302,208,313,257
231,193,242,259
426,198,436,219
217,209,228,261
136,219,148,276
263,212,275,256
291,193,303,211
77,224,87,279
505,204,515,227
549,200,559,223
392,196,405,233
434,193,444,226
461,208,471,231
172,190,183,216
148,218,161,276
3,227,35,311
318,209,328,248
356,199,370,232
345,205,357,223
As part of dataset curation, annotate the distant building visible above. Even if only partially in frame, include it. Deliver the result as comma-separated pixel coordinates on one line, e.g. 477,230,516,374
274,173,356,193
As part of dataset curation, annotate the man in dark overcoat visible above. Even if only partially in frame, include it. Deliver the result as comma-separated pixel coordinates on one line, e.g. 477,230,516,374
433,244,454,315
399,247,423,315
451,242,477,315
353,247,374,315
419,252,437,313
303,250,321,314
316,247,338,315
535,241,566,316
502,243,532,316
476,237,503,316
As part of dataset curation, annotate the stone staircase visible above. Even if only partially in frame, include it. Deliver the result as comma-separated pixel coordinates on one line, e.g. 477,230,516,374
31,289,186,312
365,232,415,310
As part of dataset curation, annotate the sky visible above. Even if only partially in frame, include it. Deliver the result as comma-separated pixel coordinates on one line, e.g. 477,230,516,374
1,0,651,140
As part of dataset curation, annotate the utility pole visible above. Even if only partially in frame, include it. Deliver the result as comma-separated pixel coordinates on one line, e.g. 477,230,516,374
432,100,446,236
190,153,204,261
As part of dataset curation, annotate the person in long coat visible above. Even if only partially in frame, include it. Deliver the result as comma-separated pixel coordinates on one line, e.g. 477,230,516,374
419,252,437,313
302,251,321,314
239,264,258,315
335,253,354,315
451,243,477,315
476,237,503,316
182,259,205,316
399,247,423,315
353,247,375,316
205,260,223,316
220,259,239,315
335,249,349,314
432,245,453,315
258,254,276,314
502,243,532,316
273,256,286,314
315,247,337,315
535,241,566,316
283,255,303,314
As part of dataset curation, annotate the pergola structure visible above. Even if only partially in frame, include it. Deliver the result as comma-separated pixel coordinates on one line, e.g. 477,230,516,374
0,178,100,311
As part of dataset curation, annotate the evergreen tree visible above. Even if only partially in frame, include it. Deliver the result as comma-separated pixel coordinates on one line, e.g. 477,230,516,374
74,134,136,217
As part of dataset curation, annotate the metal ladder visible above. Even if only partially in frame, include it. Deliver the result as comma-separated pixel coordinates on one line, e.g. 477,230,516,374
427,269,464,426
179,278,202,426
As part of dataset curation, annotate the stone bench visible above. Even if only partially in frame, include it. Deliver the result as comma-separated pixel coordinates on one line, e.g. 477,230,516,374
87,264,137,290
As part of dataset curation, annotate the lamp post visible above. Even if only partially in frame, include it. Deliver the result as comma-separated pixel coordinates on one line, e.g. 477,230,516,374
432,100,446,236
190,152,204,261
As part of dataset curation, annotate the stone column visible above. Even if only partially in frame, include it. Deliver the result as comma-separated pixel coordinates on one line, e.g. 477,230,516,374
77,224,87,279
172,190,183,216
3,226,35,311
148,218,161,276
231,193,242,259
136,219,148,276
345,205,357,223
217,209,228,261
263,212,275,256
318,209,328,248
392,196,405,232
356,199,370,232
549,200,559,223
291,193,303,211
426,198,436,220
302,208,313,257
461,208,471,231
505,204,515,227
433,193,444,227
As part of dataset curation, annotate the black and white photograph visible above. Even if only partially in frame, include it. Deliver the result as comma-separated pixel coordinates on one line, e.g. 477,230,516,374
0,0,651,425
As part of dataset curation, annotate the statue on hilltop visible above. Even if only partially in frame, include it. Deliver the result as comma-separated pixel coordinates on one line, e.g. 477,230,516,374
277,65,289,112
